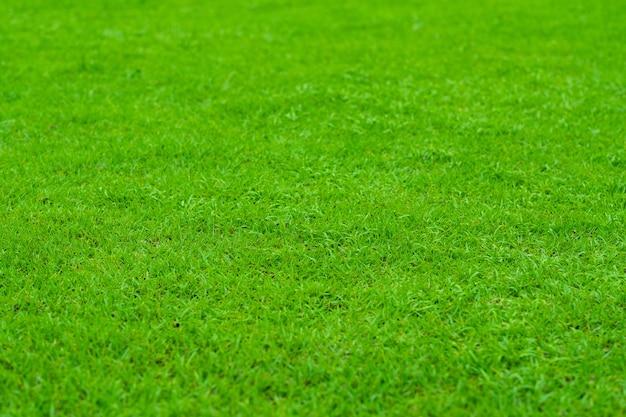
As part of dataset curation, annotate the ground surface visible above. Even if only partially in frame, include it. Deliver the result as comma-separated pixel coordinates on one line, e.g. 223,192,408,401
1,0,625,415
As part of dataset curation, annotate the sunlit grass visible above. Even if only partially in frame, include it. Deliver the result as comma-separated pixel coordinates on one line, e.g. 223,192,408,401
1,0,625,415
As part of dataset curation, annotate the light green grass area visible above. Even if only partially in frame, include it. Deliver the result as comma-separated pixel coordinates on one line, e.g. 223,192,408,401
1,0,625,415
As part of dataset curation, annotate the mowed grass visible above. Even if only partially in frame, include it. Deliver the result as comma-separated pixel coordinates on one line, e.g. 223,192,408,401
1,0,625,415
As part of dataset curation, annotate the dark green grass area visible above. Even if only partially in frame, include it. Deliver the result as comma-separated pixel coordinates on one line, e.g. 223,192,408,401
1,0,625,415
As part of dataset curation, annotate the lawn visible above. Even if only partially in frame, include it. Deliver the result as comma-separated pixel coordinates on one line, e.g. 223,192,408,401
1,0,625,415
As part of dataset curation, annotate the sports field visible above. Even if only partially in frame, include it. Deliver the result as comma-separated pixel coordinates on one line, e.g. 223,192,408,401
1,0,625,415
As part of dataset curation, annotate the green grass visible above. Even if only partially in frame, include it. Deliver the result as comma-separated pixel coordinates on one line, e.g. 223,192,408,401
1,0,625,415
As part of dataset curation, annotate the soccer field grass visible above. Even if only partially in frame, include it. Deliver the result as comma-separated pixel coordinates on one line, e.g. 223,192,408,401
1,0,625,415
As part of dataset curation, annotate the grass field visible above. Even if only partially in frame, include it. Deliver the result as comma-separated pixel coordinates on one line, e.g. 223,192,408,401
1,0,625,415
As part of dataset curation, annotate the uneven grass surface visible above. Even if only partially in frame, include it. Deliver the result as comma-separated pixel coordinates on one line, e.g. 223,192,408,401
1,0,625,415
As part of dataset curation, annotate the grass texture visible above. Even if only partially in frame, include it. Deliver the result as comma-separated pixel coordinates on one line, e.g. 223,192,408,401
1,0,625,415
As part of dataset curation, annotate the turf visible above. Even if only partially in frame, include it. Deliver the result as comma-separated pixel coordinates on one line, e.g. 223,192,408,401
1,0,625,415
